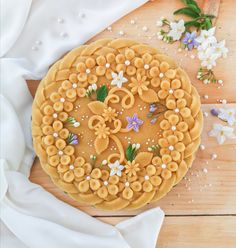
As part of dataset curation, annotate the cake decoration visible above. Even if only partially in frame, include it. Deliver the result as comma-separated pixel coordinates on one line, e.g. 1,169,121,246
32,38,203,210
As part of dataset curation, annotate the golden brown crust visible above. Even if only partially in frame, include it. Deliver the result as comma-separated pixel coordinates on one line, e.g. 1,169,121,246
32,38,203,210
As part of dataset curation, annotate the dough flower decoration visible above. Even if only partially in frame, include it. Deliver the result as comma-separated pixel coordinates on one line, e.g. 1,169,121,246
42,120,69,146
208,123,236,144
111,71,128,88
57,156,89,183
157,78,184,100
88,101,127,155
159,114,188,140
125,160,140,177
151,154,178,180
126,113,143,132
165,98,191,119
49,91,74,112
42,104,68,125
129,74,159,103
158,135,185,161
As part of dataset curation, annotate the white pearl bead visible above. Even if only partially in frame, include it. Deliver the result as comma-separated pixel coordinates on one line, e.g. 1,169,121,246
171,126,176,131
86,176,91,181
73,122,80,127
125,182,130,187
72,83,77,88
58,151,63,156
168,145,174,151
53,113,58,118
105,63,110,68
159,73,164,78
53,132,58,138
169,89,174,94
174,108,180,113
60,98,65,103
125,60,130,66
144,64,150,70
161,164,166,169
104,181,108,186
86,68,91,74
144,175,150,181
69,165,74,170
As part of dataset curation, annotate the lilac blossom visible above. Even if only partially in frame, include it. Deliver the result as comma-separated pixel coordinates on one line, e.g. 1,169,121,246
126,113,143,132
149,103,157,113
182,32,198,50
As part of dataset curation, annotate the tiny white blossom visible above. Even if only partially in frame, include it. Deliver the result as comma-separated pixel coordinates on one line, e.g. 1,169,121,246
168,19,185,41
212,40,228,58
91,83,97,91
209,123,236,144
111,71,128,88
195,27,217,45
218,108,236,126
108,160,124,177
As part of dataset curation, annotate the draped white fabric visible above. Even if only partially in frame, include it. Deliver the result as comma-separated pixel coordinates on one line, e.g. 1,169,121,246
0,0,165,247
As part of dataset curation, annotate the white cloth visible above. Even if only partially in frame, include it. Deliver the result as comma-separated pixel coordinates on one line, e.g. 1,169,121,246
0,0,165,247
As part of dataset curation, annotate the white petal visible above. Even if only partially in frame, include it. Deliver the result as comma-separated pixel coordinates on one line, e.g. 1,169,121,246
111,72,117,79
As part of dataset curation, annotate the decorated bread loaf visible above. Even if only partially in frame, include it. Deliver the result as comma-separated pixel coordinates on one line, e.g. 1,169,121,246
32,38,203,210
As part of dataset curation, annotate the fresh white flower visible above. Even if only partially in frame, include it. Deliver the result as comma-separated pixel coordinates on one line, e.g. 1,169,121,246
167,19,185,41
197,45,218,69
195,27,217,45
209,123,236,144
218,108,236,126
212,40,228,58
111,71,128,88
108,160,124,177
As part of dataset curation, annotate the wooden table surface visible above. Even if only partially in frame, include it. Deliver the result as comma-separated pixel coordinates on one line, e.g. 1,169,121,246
28,0,236,247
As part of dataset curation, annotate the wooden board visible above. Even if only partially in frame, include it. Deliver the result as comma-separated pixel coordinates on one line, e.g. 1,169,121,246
28,0,236,247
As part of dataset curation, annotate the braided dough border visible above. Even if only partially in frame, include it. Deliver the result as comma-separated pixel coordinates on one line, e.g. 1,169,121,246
32,38,203,210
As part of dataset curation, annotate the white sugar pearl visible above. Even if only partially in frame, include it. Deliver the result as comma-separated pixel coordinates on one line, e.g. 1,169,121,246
161,164,166,169
144,64,150,70
211,153,218,160
200,144,205,150
144,175,150,181
86,176,91,181
72,83,77,88
60,98,65,103
104,181,108,186
85,68,91,74
105,63,110,68
58,151,63,156
57,18,64,23
53,132,58,138
53,113,58,118
130,19,135,25
60,32,68,38
142,26,148,32
73,122,80,127
159,73,164,78
171,126,176,131
35,40,42,45
168,145,174,151
203,168,208,174
204,94,209,99
69,165,74,170
119,30,124,36
125,60,130,66
125,182,130,187
222,99,227,104
102,160,108,165
174,108,180,113
218,79,223,84
169,89,174,94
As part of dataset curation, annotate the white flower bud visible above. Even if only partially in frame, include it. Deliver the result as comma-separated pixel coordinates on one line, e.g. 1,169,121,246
73,122,80,127
135,143,140,150
91,83,97,91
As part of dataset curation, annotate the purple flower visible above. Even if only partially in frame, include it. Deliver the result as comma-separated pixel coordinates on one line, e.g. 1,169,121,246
126,113,143,132
210,108,219,117
150,117,157,124
182,32,198,50
149,103,157,113
67,133,78,145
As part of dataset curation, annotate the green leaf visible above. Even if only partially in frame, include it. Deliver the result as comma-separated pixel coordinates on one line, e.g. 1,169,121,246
204,18,212,30
174,7,200,18
182,0,199,8
188,3,201,14
125,144,136,162
184,20,201,28
96,85,108,102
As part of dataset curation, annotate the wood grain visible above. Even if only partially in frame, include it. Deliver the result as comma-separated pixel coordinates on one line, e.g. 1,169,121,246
98,216,236,248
